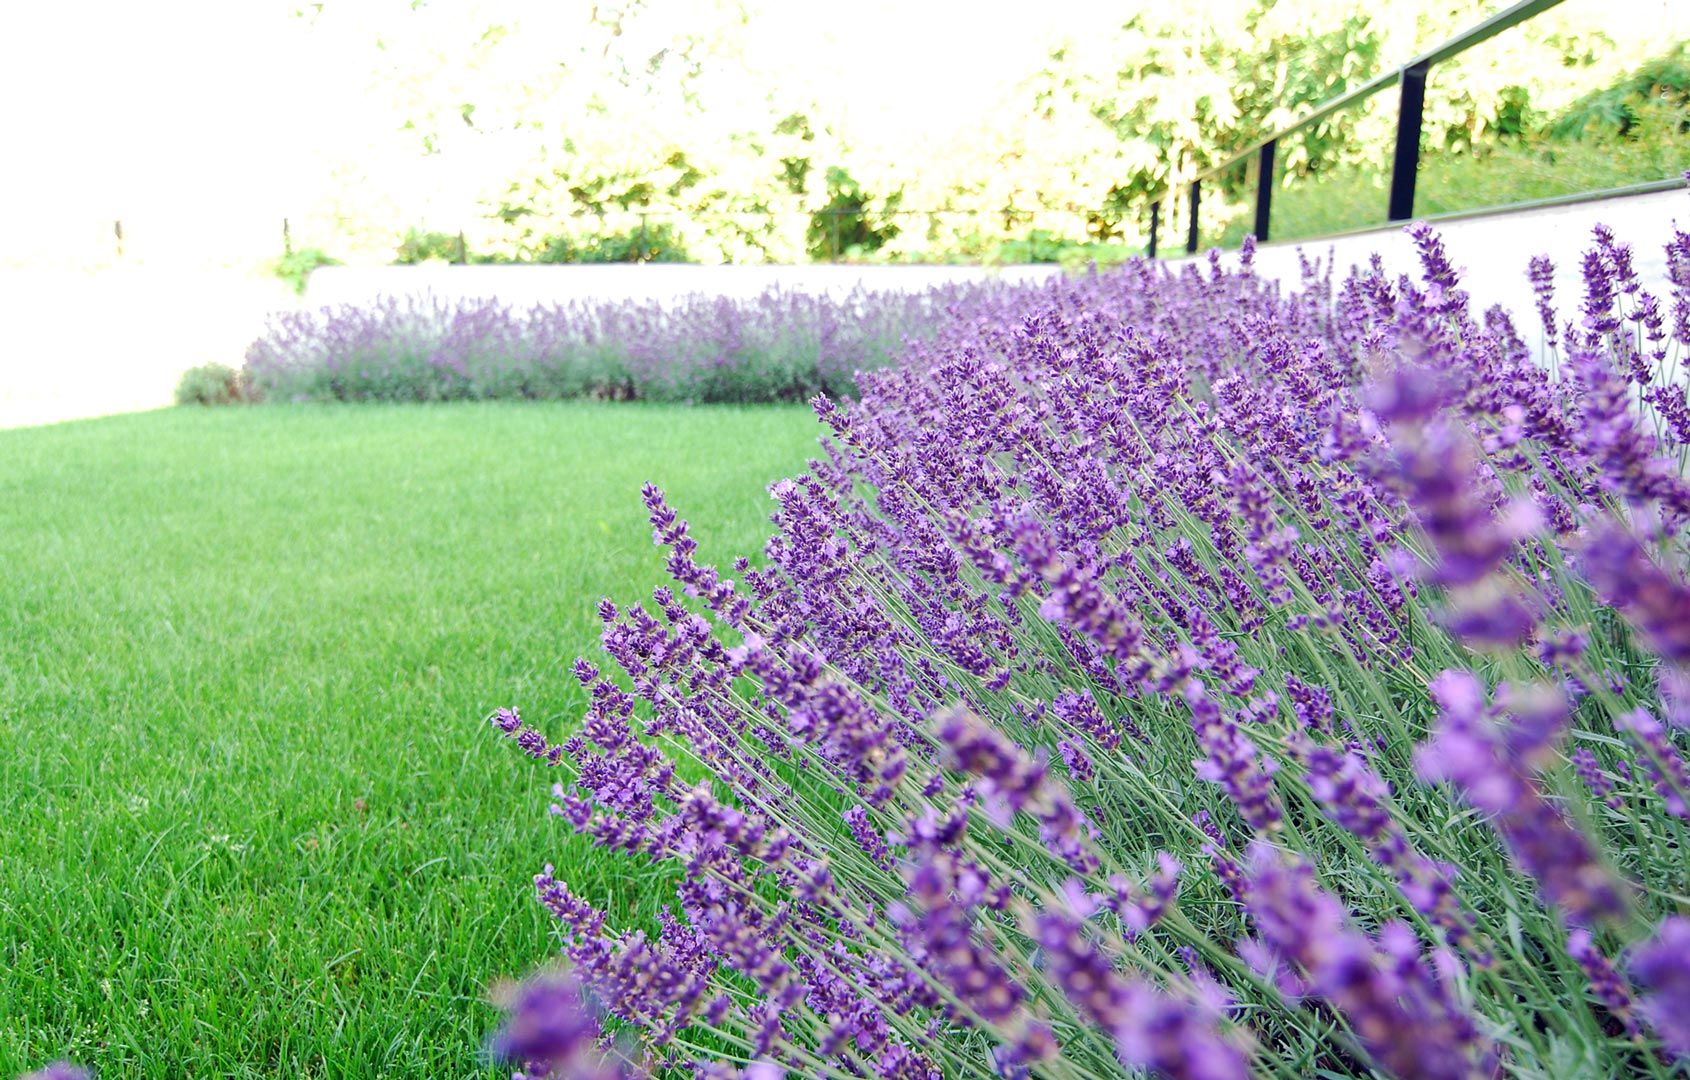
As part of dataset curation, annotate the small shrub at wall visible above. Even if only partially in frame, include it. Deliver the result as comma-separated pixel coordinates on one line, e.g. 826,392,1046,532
394,229,466,265
173,363,249,406
273,248,341,295
394,224,692,265
531,223,691,264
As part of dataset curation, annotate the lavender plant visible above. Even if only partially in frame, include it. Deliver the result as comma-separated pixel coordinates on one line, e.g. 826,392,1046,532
243,282,1020,405
488,210,1690,1078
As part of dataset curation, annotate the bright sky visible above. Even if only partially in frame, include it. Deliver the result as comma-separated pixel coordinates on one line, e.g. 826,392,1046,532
1,0,1681,265
0,1,1095,238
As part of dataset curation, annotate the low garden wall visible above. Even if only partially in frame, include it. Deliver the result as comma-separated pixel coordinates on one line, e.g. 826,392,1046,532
1200,186,1687,357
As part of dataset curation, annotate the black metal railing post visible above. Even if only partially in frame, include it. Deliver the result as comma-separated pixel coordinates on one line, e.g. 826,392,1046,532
1164,1,1563,251
1186,181,1201,255
1254,139,1277,241
1147,200,1160,258
1389,60,1430,221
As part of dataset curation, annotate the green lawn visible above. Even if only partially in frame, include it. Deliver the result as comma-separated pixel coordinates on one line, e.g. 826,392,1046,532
0,402,819,1078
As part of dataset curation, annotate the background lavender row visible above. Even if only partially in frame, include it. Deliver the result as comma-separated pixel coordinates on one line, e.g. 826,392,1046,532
242,281,1033,405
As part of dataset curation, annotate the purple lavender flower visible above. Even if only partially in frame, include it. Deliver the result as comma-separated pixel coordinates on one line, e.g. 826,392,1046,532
843,805,894,870
1104,852,1183,938
892,832,1026,1026
1243,843,1495,1080
932,706,1047,816
1581,526,1690,662
1417,671,1627,925
1613,708,1690,819
932,706,1095,871
1185,680,1283,833
490,969,636,1079
1528,254,1559,349
1182,810,1245,905
1034,910,1251,1080
491,706,564,766
1571,747,1623,810
1058,738,1096,783
1300,739,1482,957
1631,917,1690,1059
1567,929,1641,1036
1369,404,1538,589
20,1066,91,1080
1284,674,1335,736
481,218,1690,1078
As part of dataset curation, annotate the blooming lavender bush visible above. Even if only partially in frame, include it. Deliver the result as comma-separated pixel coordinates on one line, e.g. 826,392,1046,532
243,282,1020,405
489,210,1690,1078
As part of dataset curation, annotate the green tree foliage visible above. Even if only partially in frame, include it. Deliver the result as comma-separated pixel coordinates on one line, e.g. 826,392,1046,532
394,228,464,264
282,0,1690,264
805,167,901,261
1551,43,1690,139
1065,7,1380,207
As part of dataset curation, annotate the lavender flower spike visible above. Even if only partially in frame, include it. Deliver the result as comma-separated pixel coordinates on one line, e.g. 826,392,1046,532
1631,917,1690,1060
1566,929,1641,1037
1034,909,1252,1080
1613,708,1690,819
1580,526,1690,662
1243,843,1496,1080
1416,671,1627,926
490,969,638,1080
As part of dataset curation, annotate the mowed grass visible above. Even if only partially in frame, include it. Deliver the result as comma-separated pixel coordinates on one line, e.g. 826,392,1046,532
0,402,820,1078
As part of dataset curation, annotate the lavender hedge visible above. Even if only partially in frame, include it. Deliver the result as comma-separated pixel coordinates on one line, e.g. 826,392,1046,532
487,215,1690,1080
243,283,1019,405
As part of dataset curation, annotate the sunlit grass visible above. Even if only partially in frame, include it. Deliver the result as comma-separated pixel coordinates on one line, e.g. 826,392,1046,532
0,402,818,1078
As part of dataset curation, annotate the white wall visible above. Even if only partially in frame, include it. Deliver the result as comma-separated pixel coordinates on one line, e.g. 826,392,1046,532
1175,188,1688,359
0,268,291,431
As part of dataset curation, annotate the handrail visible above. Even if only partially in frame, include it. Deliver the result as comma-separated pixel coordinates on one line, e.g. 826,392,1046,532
1193,0,1565,187
1146,0,1572,256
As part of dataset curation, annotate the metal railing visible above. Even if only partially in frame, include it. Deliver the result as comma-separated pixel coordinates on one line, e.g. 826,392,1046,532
1148,0,1573,257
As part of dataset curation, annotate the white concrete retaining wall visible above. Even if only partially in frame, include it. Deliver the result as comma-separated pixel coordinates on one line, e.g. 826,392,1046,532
1175,188,1688,358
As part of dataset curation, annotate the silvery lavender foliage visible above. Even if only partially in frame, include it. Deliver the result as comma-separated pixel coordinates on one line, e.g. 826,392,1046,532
243,282,1022,405
492,208,1690,1077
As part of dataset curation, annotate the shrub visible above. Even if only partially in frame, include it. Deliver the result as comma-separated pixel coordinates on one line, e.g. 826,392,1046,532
806,166,902,261
273,247,340,295
994,228,1143,269
395,224,692,266
241,281,1025,405
394,229,465,265
532,223,691,264
173,363,249,406
489,215,1690,1078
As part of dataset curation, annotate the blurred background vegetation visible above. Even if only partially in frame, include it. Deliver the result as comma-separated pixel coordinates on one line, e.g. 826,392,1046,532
5,0,1686,272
